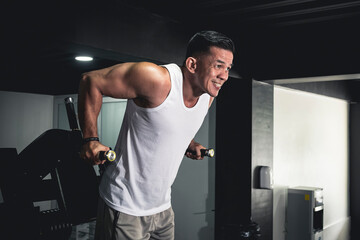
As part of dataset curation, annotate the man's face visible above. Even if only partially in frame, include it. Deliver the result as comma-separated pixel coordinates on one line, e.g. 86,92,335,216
196,46,233,97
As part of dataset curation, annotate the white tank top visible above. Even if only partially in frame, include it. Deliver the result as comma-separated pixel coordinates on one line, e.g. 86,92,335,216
99,63,210,216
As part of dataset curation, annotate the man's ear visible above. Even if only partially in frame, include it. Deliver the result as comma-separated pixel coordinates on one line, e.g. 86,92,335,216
185,57,197,73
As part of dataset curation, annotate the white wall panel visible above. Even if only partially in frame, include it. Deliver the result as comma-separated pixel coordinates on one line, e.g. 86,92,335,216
273,86,350,240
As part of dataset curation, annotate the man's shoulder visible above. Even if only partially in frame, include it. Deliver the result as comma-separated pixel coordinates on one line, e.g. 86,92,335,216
131,62,170,84
131,62,171,107
133,62,167,73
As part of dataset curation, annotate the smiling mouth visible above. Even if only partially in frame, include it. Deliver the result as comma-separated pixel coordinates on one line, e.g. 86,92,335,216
213,81,222,89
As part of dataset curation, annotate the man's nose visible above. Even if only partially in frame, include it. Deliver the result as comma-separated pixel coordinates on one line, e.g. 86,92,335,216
218,70,228,81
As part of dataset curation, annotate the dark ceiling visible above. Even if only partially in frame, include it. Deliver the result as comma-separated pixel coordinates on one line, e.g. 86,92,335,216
2,0,360,96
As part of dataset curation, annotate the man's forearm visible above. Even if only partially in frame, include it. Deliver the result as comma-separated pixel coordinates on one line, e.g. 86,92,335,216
78,74,103,138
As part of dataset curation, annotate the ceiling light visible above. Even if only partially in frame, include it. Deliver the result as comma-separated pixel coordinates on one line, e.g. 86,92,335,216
75,56,93,61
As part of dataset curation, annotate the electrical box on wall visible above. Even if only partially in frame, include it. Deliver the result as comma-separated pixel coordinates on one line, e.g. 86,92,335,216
259,166,273,189
286,186,324,240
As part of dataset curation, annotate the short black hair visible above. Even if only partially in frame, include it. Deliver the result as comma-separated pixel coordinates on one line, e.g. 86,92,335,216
185,30,235,59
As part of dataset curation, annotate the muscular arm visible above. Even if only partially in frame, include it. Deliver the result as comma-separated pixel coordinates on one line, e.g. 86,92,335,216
78,62,170,164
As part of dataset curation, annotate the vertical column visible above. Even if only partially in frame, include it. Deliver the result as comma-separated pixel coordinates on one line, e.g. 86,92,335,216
215,79,273,239
252,81,273,239
215,78,253,239
350,103,360,239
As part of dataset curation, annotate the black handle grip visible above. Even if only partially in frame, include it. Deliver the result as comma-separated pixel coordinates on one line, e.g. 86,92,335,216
99,150,117,162
185,148,215,158
64,97,80,131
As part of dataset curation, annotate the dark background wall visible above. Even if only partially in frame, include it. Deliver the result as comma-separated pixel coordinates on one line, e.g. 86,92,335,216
3,0,360,96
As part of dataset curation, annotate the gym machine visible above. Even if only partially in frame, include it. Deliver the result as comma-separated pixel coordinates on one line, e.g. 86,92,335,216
0,97,99,240
287,186,324,240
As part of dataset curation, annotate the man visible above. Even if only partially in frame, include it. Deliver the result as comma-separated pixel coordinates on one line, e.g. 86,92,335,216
78,30,234,240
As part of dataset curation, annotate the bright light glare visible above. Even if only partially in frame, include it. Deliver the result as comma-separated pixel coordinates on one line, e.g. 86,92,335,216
75,56,93,61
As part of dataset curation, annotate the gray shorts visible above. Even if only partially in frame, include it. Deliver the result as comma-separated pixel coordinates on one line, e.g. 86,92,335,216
94,197,175,240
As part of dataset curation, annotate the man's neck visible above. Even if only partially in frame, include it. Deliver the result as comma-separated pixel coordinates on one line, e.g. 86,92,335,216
181,67,202,108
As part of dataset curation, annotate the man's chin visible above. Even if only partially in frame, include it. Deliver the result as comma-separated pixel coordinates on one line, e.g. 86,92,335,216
207,94,217,99
209,90,219,98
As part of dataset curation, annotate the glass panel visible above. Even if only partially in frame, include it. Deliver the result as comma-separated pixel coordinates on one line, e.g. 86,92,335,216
100,101,127,149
